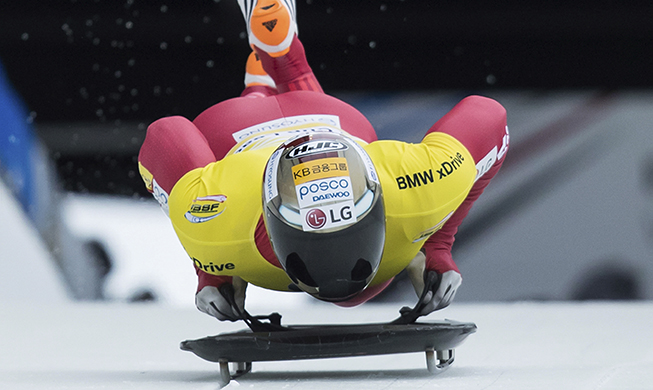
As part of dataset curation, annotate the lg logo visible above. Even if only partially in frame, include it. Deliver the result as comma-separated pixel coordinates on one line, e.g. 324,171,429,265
306,209,327,229
302,203,354,231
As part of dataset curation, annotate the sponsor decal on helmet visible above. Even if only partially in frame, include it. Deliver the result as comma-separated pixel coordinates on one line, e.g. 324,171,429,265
184,194,227,223
233,126,345,154
305,209,327,229
295,176,354,208
264,149,282,203
286,140,348,159
348,140,379,183
300,200,356,231
292,157,349,185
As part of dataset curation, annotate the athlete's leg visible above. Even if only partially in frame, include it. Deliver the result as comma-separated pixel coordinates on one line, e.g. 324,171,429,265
192,48,282,159
241,50,278,98
194,90,378,160
256,37,323,93
422,95,510,273
239,0,323,93
192,0,323,158
138,116,216,200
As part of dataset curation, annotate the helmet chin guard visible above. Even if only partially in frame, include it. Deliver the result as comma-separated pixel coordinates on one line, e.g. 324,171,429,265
262,131,385,301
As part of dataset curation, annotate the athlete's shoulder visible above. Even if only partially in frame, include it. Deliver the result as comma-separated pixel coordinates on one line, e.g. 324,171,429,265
363,136,475,210
167,150,271,229
363,134,474,178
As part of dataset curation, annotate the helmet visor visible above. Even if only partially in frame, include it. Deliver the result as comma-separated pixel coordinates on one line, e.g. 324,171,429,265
264,192,385,301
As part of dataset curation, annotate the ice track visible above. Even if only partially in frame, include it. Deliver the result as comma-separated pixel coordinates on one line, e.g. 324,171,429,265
1,299,653,389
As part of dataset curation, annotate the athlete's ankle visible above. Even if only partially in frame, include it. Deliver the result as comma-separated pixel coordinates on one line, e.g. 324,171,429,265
255,37,323,93
244,50,276,90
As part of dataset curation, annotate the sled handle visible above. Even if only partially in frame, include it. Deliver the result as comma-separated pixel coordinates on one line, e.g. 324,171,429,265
219,284,288,332
391,271,440,325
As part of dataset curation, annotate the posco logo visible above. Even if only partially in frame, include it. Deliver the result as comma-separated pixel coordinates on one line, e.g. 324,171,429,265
286,140,348,159
298,178,351,200
296,177,353,208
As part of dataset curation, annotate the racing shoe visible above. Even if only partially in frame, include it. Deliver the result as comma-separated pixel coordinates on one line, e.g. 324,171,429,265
244,50,276,88
237,0,297,57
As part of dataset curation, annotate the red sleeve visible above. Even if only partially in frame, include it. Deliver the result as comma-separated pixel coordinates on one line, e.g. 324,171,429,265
421,96,509,273
422,160,505,273
138,116,217,194
195,267,232,293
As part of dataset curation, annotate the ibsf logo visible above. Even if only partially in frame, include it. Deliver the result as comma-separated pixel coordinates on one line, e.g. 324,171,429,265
184,194,227,223
286,140,348,159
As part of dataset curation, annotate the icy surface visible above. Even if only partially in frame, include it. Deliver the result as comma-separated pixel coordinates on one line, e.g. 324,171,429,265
1,300,652,389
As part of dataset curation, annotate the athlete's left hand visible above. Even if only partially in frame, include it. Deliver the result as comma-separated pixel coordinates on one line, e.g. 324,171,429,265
419,270,462,314
406,252,462,315
195,277,247,321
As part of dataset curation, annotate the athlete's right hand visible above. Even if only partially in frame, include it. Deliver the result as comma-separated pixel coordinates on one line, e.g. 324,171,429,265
195,277,247,321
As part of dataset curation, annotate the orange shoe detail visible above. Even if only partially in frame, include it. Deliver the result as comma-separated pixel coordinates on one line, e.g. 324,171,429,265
247,0,296,57
245,51,267,76
250,1,291,47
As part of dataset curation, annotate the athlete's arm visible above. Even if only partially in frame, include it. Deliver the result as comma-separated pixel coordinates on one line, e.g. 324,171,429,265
414,96,508,312
421,95,508,274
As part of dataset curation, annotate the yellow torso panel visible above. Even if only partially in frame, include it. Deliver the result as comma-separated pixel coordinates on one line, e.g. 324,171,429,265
168,127,475,291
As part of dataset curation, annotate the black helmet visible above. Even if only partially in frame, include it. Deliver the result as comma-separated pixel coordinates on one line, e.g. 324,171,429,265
262,131,385,301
